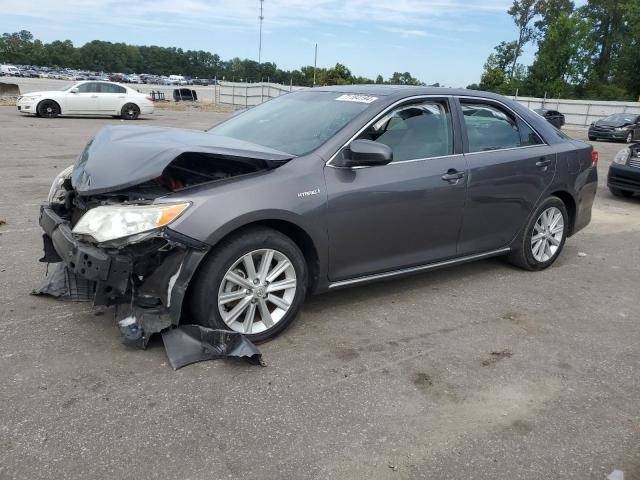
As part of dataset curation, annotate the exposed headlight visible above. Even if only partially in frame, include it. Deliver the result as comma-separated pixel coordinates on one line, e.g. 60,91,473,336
615,127,627,131
72,203,190,244
613,148,630,165
48,165,74,204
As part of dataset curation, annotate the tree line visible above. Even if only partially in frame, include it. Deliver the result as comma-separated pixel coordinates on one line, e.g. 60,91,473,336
0,30,425,87
467,0,640,101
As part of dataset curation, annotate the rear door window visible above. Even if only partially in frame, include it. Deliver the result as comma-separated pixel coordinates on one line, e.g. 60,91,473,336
98,83,126,94
460,101,543,152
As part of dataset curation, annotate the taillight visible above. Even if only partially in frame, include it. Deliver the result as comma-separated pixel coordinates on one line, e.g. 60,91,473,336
146,95,152,102
591,151,599,167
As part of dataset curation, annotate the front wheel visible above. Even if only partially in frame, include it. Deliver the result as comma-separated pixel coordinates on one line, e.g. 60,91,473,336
121,103,140,120
37,100,60,118
189,227,308,343
626,131,634,144
508,196,568,271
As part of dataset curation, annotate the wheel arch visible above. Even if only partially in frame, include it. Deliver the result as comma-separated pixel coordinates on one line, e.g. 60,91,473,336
548,189,577,236
184,218,322,306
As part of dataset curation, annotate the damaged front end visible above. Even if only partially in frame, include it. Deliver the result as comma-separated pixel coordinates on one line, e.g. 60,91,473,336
34,125,293,349
36,196,209,348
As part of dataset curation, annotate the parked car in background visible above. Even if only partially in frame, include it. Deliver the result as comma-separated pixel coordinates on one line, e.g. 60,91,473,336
608,143,640,197
16,80,154,120
534,108,565,129
588,113,640,143
1,64,21,76
20,68,40,78
37,86,597,345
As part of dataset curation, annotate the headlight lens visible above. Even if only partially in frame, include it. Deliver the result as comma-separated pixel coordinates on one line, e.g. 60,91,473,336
613,148,630,165
48,165,74,204
615,127,627,131
72,203,190,243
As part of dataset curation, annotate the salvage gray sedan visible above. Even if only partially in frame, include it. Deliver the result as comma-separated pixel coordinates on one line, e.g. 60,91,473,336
38,86,598,344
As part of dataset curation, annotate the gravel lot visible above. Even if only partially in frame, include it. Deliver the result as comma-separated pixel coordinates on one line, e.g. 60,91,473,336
0,106,638,480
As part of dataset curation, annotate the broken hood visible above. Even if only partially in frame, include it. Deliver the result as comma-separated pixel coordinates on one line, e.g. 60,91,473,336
71,125,295,195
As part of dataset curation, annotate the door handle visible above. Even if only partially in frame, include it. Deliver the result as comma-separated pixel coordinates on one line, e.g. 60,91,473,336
536,158,552,168
91,95,99,98
441,169,465,183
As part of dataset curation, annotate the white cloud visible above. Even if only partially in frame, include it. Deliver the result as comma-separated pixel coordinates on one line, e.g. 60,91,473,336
4,0,511,33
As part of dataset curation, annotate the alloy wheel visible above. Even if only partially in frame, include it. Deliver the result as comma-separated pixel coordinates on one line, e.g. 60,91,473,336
531,207,564,263
531,206,564,263
217,249,297,335
627,132,633,143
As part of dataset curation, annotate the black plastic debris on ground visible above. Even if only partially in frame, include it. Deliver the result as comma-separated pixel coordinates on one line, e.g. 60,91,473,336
162,325,264,370
31,263,95,301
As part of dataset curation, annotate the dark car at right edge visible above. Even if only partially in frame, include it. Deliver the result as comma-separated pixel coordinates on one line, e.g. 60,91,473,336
608,143,640,197
37,86,599,345
589,113,640,143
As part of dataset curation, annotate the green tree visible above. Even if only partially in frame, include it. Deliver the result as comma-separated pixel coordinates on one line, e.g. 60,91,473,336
508,0,537,78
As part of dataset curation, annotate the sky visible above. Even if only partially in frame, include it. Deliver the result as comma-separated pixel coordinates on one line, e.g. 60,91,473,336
0,0,546,87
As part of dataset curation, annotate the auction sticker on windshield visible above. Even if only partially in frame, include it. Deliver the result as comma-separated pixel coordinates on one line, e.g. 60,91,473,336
335,94,378,104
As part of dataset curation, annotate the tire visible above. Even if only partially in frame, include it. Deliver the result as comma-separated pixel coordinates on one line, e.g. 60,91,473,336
508,196,569,271
189,227,308,343
120,103,140,120
609,187,633,197
36,100,60,118
588,136,596,141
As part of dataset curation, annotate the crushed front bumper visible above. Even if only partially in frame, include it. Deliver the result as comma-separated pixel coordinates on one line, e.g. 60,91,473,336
588,128,627,141
39,205,131,299
37,205,210,346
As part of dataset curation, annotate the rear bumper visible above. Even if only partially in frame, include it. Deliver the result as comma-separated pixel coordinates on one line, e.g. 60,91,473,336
140,104,154,114
608,163,640,193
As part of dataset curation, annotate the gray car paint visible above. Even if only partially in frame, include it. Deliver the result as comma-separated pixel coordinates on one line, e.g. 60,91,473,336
82,86,597,295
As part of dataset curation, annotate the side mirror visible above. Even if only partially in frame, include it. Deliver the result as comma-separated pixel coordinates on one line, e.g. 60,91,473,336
70,87,79,93
342,139,393,168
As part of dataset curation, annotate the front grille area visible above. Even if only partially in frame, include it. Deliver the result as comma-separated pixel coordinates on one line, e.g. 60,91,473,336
629,158,640,169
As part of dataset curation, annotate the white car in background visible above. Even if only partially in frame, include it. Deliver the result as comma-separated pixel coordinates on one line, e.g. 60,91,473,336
16,80,154,120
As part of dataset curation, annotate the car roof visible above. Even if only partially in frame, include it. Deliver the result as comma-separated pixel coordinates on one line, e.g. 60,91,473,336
312,84,513,102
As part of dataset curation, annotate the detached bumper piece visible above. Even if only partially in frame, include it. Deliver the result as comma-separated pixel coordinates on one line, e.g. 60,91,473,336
162,325,264,370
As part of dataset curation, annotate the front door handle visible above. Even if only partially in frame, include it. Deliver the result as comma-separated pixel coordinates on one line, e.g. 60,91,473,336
441,169,465,183
91,95,99,98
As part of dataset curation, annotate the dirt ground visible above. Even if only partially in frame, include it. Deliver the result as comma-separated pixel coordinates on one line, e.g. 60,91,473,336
0,106,638,480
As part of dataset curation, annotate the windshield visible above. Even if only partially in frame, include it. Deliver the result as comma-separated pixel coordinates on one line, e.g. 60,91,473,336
605,113,636,123
208,91,377,155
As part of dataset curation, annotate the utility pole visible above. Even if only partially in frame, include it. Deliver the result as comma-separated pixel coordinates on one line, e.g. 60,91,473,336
313,43,318,87
258,0,264,65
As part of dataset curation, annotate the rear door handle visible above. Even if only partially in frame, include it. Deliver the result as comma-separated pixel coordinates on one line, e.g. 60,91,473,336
536,158,552,168
441,169,465,183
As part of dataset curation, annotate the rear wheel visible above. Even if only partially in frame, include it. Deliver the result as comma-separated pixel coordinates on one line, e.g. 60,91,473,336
189,227,308,343
121,103,140,120
37,100,60,118
588,136,596,141
609,187,633,197
508,196,568,271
